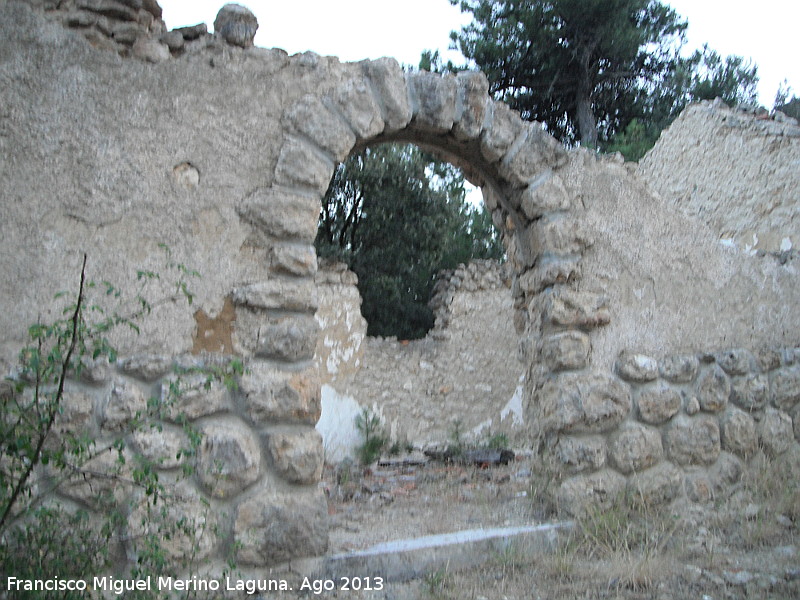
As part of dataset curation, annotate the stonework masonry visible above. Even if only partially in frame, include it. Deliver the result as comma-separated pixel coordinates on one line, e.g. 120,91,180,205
0,0,798,577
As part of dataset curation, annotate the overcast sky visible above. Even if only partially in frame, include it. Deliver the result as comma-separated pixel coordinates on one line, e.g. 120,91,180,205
160,0,798,107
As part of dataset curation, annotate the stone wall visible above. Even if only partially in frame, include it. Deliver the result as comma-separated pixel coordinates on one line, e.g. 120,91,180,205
315,260,525,462
1,0,798,577
546,344,800,515
638,99,800,253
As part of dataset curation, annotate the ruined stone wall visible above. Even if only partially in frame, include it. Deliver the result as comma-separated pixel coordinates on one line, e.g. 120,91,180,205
1,0,799,578
638,100,800,253
314,260,525,462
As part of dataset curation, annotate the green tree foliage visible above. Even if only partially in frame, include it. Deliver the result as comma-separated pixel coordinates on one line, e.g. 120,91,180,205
449,0,687,149
606,45,759,160
316,144,504,340
449,1,761,160
683,45,758,105
774,82,800,120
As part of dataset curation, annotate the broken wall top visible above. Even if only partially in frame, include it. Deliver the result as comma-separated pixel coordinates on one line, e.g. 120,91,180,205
639,99,800,254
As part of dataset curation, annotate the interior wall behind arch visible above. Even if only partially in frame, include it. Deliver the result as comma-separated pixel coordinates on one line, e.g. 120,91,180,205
314,260,526,461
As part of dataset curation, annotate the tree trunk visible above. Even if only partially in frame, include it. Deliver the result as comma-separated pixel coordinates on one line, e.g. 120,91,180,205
576,90,597,149
576,46,598,150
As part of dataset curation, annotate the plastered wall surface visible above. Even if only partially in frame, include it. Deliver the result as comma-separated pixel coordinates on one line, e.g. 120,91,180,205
1,0,799,576
638,100,800,253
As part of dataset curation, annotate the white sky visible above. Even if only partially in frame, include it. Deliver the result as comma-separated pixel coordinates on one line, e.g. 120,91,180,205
160,0,798,107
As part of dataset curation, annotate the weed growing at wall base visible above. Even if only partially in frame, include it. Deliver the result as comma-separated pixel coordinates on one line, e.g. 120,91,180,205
0,251,242,599
354,408,388,465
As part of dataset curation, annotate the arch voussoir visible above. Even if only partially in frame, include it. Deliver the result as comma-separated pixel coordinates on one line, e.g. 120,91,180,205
273,137,334,196
452,70,490,142
328,77,386,141
360,57,412,133
405,70,458,134
479,101,525,163
284,94,356,162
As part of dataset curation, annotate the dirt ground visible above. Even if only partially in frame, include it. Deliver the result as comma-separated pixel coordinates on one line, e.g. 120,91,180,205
297,450,800,600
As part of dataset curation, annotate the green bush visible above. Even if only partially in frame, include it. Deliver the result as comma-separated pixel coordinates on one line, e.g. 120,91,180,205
0,250,241,599
354,408,387,465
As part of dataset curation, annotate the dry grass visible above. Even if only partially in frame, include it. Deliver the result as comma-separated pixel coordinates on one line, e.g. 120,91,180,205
313,450,800,600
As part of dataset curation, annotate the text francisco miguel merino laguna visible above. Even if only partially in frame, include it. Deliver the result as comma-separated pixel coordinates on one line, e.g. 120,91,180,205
6,575,301,595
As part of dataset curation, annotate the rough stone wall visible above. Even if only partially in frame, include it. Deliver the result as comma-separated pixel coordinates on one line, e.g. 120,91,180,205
1,0,799,576
638,100,800,253
527,149,800,514
314,260,525,462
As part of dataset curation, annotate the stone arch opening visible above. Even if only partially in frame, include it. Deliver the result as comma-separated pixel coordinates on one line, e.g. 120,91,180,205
270,61,580,460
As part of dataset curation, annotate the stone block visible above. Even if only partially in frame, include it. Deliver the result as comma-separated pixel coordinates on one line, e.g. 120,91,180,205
615,351,658,383
771,365,800,411
540,288,610,330
519,172,572,220
664,414,721,466
554,435,606,474
196,421,261,498
173,24,206,41
237,187,321,242
131,426,188,469
117,353,173,381
52,388,95,439
720,407,757,457
160,373,231,422
452,70,489,141
362,57,412,132
524,215,593,258
696,365,730,413
635,382,681,424
609,423,663,474
684,395,701,415
127,482,216,562
59,447,133,510
555,469,626,517
284,94,356,162
730,373,768,411
274,138,334,195
758,407,794,457
540,331,590,371
235,489,328,566
659,354,699,383
498,121,568,186
709,452,743,494
684,469,713,503
518,257,581,295
269,243,317,277
256,314,319,362
239,365,321,425
480,101,524,163
331,77,385,140
716,348,755,376
755,348,782,372
214,3,258,47
538,372,631,434
78,0,138,21
132,37,170,63
111,22,141,44
791,403,800,444
232,278,318,312
101,378,147,433
627,462,682,507
406,71,457,133
267,429,324,484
